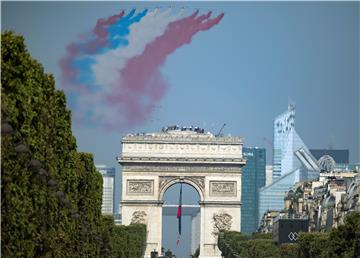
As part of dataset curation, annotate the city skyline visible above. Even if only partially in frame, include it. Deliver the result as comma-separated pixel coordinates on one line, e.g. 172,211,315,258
2,1,359,172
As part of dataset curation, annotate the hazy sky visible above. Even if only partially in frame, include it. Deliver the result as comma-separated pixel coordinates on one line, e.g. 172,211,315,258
2,1,359,166
2,1,359,256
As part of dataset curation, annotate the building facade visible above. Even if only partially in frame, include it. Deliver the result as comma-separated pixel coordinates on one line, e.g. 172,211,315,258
241,147,266,233
96,165,116,215
258,150,320,227
118,126,245,258
259,105,320,228
273,104,295,180
259,169,301,226
280,173,360,232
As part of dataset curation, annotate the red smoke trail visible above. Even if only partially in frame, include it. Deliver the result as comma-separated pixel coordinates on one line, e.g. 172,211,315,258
110,11,224,126
93,11,125,38
59,11,125,86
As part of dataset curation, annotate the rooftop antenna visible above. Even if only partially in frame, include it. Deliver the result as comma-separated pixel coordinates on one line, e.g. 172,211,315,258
216,123,226,137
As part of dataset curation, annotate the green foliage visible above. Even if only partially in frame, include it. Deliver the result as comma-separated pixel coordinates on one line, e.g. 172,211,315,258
1,31,146,258
218,231,277,258
279,244,299,258
190,246,200,258
219,213,360,258
297,232,329,258
297,214,360,258
111,223,147,258
239,239,280,258
251,232,273,239
92,215,147,258
327,212,360,258
2,30,84,258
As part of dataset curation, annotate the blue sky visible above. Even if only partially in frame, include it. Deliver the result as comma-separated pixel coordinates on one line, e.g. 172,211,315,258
2,1,359,256
2,1,359,166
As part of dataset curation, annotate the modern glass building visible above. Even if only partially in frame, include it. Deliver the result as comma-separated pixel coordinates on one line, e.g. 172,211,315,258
259,165,319,226
259,104,321,228
258,138,320,227
259,169,299,226
96,165,116,215
273,104,295,180
241,147,266,233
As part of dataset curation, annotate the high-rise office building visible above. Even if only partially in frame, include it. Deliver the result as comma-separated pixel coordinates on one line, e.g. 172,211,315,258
273,104,295,180
258,105,320,228
241,147,266,233
96,165,116,215
258,147,320,226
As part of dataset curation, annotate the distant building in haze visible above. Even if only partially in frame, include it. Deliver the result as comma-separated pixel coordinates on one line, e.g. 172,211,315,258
190,212,200,254
241,147,266,233
259,104,320,228
272,104,295,180
266,165,273,186
114,167,122,224
309,149,349,164
96,165,116,215
309,149,358,172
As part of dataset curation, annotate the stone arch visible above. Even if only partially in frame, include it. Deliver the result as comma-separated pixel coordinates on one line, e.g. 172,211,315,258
158,176,205,202
119,130,245,257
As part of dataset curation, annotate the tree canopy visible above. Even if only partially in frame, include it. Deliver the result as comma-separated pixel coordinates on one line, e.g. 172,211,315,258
1,31,146,258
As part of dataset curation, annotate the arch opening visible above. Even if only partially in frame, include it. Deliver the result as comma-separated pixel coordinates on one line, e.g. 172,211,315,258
162,182,201,258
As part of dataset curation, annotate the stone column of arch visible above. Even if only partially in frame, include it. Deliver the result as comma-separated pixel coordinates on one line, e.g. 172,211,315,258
118,129,245,258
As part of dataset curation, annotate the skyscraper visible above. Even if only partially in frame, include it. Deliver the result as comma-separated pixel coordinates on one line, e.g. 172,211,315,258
273,104,295,180
96,165,116,215
258,105,320,228
258,147,320,227
241,147,266,233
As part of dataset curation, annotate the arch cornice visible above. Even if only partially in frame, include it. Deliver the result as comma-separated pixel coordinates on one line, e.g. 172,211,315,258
158,176,205,202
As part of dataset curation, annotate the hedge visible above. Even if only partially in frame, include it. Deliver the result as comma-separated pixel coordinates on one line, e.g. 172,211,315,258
218,213,360,258
218,231,277,258
111,223,147,258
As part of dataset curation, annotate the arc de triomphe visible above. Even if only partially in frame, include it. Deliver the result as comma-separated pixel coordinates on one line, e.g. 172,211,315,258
118,127,245,258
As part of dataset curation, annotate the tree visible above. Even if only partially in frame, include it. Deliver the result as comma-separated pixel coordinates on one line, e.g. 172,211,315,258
297,232,329,258
239,239,280,258
1,31,102,257
328,212,360,258
218,231,278,258
1,31,147,258
279,244,299,258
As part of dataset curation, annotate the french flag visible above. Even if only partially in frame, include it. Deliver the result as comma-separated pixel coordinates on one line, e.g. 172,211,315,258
177,183,183,245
